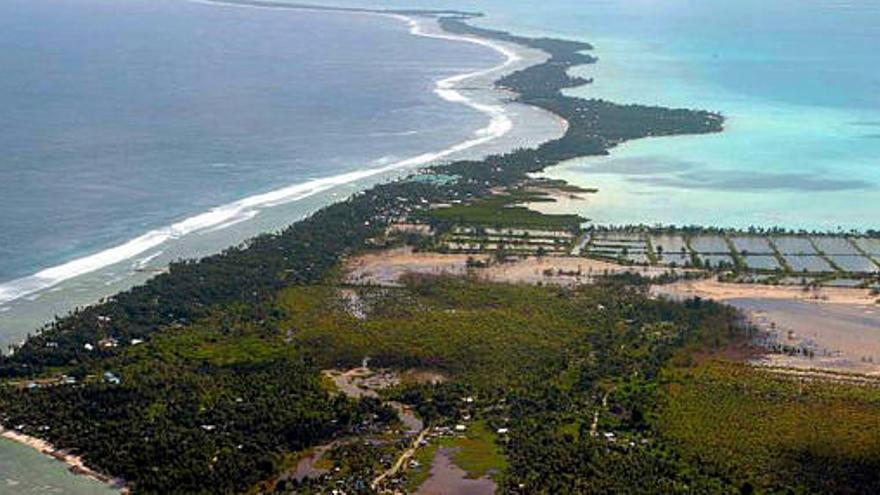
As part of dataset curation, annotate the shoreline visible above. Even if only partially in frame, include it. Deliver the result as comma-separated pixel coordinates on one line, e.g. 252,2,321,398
0,4,725,359
0,4,565,346
0,10,520,305
0,427,124,491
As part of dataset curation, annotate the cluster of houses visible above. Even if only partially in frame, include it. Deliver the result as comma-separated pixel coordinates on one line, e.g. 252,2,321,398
24,370,120,390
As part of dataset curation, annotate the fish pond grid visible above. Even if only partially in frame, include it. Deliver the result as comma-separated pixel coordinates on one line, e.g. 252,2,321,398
581,230,880,279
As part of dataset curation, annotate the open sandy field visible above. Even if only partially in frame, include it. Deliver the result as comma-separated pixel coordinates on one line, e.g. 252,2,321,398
652,278,879,305
345,247,691,287
654,279,880,375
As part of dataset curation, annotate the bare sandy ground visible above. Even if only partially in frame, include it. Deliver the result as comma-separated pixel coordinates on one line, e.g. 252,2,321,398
346,247,691,287
654,279,880,375
347,248,472,286
324,366,396,399
652,278,879,306
324,367,425,434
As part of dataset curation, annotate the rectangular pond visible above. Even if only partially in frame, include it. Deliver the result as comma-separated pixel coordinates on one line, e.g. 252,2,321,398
590,241,647,252
853,238,880,256
784,255,834,273
649,235,689,255
591,232,645,242
696,254,734,269
822,278,865,288
772,237,816,255
730,236,774,255
827,255,879,273
811,237,860,255
742,255,781,271
657,252,693,267
690,236,730,254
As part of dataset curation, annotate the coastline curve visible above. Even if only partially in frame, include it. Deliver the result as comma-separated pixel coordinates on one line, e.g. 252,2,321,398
0,4,536,313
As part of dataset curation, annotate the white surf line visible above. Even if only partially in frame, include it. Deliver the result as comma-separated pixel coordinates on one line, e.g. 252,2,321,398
133,250,165,269
0,2,522,307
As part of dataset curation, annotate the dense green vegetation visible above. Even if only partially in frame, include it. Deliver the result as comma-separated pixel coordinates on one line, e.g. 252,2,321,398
278,276,755,492
282,279,588,388
0,351,394,493
657,361,880,494
4,272,880,493
424,189,584,230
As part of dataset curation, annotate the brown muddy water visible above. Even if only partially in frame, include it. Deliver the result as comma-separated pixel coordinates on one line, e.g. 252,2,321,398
416,447,496,495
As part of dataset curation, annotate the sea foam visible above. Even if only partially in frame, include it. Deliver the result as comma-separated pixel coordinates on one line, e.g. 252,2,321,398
0,3,520,307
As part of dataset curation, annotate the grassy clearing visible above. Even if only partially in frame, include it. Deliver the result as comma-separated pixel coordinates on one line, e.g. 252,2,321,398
522,178,598,194
450,420,507,479
133,322,288,367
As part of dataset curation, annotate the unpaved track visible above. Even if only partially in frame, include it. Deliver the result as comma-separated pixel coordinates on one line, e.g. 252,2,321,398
371,428,430,492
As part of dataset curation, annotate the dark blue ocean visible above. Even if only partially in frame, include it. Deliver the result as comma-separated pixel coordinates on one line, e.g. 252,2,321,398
0,0,500,285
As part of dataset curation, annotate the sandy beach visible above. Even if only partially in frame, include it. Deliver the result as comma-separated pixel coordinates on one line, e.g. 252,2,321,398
0,427,122,490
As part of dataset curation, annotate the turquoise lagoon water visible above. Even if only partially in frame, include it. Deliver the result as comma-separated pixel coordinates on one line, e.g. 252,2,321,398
531,0,880,230
317,0,880,230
